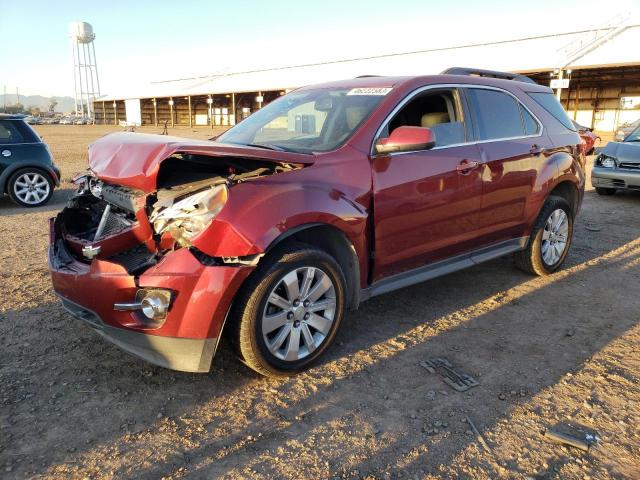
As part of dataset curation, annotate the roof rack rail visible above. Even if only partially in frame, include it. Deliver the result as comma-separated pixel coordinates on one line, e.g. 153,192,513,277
441,67,537,85
354,75,380,78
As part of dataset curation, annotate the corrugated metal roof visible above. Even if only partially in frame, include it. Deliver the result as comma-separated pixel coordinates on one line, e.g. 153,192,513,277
97,24,640,101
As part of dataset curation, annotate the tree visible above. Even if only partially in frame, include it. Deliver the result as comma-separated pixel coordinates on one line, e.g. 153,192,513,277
48,98,58,113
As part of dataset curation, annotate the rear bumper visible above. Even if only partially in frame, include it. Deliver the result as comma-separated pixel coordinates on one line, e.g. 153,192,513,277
591,167,640,190
48,217,253,372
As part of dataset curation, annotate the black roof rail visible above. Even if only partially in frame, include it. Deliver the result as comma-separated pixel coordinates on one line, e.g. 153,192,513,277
441,67,537,85
354,75,381,78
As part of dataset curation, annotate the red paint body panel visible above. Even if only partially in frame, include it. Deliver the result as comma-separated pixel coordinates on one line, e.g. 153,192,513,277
371,143,484,280
49,239,251,340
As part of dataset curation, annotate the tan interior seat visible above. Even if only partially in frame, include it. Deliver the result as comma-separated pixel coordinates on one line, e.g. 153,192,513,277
421,112,450,128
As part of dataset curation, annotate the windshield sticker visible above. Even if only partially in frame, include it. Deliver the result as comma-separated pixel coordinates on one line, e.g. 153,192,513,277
346,87,393,96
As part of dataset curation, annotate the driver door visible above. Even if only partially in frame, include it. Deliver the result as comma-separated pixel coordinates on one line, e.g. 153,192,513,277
370,87,484,281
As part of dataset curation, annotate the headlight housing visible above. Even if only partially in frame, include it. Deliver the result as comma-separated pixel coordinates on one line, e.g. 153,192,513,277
150,184,228,246
597,154,616,168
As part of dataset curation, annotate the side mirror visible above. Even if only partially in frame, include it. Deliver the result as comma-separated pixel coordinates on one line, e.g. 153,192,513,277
375,126,435,154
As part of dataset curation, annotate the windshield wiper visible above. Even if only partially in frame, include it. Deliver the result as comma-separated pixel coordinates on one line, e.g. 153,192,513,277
244,143,288,152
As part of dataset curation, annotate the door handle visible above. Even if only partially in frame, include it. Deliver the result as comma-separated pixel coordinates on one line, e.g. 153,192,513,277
456,160,479,173
530,144,545,155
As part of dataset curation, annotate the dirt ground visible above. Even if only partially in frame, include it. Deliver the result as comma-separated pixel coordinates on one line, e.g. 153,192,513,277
1,125,639,479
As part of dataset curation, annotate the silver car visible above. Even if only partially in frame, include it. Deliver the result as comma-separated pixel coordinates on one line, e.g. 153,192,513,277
592,125,640,195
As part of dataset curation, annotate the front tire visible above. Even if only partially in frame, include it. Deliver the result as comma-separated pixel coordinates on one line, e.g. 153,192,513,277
7,168,54,207
595,187,616,196
231,245,346,377
515,196,573,276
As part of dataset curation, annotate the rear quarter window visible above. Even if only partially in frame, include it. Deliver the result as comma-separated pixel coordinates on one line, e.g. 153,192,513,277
528,92,576,131
0,120,39,144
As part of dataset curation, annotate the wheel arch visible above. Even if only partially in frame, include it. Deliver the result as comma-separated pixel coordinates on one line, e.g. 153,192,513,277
1,163,58,194
264,222,362,310
548,180,580,217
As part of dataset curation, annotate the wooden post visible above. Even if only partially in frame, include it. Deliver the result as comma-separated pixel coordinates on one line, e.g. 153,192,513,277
169,98,174,128
102,101,105,125
257,91,263,109
153,98,158,126
231,92,236,125
573,87,580,120
188,96,192,128
113,101,117,125
211,98,214,129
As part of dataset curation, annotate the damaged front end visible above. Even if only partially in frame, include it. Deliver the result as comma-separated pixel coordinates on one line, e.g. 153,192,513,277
61,152,298,269
48,143,303,372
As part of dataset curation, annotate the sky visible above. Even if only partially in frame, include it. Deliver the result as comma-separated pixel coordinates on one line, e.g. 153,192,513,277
0,0,636,98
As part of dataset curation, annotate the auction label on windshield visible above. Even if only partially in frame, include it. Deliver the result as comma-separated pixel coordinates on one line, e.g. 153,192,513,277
347,87,393,96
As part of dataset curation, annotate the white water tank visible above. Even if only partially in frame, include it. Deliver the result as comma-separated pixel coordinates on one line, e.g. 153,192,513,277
69,21,95,43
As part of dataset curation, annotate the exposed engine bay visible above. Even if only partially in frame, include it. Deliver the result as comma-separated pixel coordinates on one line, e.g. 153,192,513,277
57,153,301,274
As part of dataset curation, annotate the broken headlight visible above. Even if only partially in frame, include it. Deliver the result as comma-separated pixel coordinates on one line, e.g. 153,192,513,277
149,184,228,246
596,154,616,168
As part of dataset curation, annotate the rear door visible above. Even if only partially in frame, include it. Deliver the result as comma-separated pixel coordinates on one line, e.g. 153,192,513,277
463,87,548,245
370,87,484,281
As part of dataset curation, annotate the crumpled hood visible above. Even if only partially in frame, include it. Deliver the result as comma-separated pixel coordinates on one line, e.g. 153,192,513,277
88,132,314,192
600,140,640,164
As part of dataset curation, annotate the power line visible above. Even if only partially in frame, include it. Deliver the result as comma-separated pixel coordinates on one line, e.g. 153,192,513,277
152,25,638,85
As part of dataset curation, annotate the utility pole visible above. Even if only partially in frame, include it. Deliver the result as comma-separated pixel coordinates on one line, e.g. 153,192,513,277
3,85,6,112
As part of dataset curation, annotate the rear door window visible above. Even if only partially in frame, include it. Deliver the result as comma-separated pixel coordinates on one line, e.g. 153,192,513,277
521,106,540,135
466,88,533,141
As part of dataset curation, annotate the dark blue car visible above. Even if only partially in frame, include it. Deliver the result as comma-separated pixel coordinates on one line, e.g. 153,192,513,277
0,114,61,207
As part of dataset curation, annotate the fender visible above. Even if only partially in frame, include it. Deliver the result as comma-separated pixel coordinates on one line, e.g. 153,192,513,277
0,160,61,193
523,147,582,231
192,180,369,262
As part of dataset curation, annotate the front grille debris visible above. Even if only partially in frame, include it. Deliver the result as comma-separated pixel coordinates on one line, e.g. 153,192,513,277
109,244,157,275
420,358,479,392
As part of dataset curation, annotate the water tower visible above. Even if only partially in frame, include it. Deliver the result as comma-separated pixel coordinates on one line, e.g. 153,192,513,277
69,21,101,119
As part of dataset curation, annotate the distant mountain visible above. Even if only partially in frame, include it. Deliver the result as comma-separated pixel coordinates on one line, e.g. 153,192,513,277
1,94,76,114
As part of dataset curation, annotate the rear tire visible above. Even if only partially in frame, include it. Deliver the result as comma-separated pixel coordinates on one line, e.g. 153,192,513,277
515,196,573,276
7,168,54,207
595,187,616,196
230,244,346,377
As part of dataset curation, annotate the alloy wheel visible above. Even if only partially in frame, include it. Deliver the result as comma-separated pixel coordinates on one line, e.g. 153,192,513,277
541,208,569,266
261,266,337,362
13,172,50,205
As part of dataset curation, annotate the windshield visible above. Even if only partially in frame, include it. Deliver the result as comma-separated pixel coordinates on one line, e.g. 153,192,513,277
216,87,390,153
624,125,640,142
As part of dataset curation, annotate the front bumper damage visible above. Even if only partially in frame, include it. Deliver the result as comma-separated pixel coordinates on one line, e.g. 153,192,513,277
48,210,253,373
47,139,306,371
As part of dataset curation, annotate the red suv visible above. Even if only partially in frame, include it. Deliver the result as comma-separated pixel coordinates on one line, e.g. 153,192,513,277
48,69,584,377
